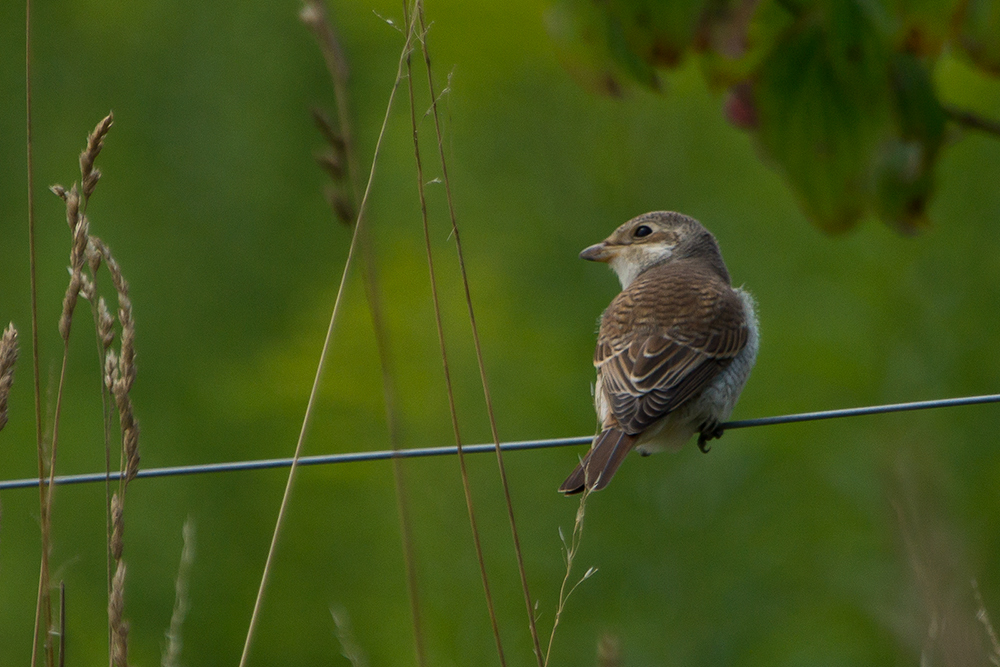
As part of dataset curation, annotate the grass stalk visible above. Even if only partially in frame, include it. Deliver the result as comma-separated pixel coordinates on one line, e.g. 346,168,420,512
944,105,1000,138
413,2,545,663
58,582,66,667
301,4,427,663
79,126,118,662
50,114,139,667
237,12,419,666
95,295,115,663
25,0,53,663
95,236,140,667
402,2,508,664
544,488,596,666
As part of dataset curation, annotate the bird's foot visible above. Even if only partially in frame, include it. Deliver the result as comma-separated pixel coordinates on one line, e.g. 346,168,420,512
697,420,725,453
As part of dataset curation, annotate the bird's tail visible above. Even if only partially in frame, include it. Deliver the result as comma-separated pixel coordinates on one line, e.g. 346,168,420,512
559,428,637,494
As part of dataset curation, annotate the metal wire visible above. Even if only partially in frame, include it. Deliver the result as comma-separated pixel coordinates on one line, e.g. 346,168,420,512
2,392,998,491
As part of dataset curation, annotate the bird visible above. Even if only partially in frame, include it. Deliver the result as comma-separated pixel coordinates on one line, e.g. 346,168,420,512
560,211,759,494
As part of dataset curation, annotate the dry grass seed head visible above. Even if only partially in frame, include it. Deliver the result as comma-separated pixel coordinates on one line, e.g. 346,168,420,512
88,239,103,275
104,349,119,394
332,192,356,226
310,107,354,226
54,115,113,342
81,112,114,201
300,1,349,82
92,240,140,484
51,182,90,341
79,271,95,303
311,107,346,154
0,324,18,432
98,298,115,349
315,148,345,181
110,493,124,560
109,561,129,667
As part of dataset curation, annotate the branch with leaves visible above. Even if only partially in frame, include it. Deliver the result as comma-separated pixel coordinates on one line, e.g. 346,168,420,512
547,0,1000,233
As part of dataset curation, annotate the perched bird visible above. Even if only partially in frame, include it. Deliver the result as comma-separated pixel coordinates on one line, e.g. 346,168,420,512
560,211,759,494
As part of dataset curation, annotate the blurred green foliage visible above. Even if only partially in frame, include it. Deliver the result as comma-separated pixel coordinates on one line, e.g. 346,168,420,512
0,1,999,666
547,0,999,233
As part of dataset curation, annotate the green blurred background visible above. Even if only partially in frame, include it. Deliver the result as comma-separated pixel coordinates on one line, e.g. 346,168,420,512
2,0,1000,665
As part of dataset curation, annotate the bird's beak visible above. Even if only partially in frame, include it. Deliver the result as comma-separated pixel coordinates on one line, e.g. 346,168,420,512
580,242,614,262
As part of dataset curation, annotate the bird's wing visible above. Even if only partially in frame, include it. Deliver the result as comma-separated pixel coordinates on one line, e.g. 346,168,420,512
596,268,748,435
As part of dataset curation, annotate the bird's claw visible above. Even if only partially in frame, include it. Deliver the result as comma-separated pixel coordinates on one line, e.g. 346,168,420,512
697,421,725,453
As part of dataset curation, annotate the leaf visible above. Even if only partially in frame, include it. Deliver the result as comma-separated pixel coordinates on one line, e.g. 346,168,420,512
701,0,793,89
605,6,662,89
545,0,632,96
754,4,893,232
546,0,975,234
547,0,748,94
871,139,933,233
605,0,714,68
890,0,963,57
957,0,1000,75
871,52,946,233
889,52,946,149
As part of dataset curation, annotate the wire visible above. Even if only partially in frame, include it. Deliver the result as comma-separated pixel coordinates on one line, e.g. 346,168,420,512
2,393,998,491
0,437,592,490
722,392,1000,428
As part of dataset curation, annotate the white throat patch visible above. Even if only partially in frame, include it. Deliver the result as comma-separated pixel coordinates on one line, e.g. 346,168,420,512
610,244,674,289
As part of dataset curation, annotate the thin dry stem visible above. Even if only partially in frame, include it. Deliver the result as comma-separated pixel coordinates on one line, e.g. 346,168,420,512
25,4,51,665
413,2,545,663
238,13,418,666
944,105,1000,138
544,487,596,666
0,324,18,432
402,2,507,665
302,2,427,663
163,519,196,667
42,185,93,633
58,581,66,667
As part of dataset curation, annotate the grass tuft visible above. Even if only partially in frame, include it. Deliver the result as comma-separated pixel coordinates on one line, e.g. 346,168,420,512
544,486,596,666
46,112,140,667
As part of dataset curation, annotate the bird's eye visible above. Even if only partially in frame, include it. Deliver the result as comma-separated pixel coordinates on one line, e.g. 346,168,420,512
634,225,653,238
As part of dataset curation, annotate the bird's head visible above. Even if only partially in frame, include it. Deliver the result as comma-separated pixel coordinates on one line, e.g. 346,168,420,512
580,211,729,289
